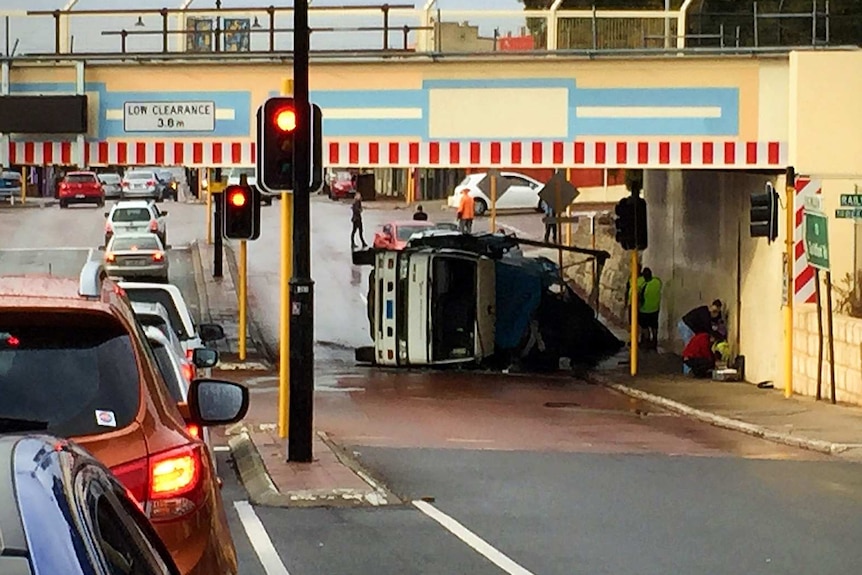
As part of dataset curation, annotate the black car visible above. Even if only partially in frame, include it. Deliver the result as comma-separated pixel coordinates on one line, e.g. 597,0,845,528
0,432,182,575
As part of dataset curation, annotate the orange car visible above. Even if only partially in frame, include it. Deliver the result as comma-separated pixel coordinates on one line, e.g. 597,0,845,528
0,262,248,575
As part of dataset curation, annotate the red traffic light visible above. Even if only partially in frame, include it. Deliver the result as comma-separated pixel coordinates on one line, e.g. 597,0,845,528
228,189,248,208
274,108,296,132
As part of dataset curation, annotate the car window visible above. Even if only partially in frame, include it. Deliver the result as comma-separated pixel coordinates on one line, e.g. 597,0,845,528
0,313,140,438
382,224,392,235
503,175,531,187
123,289,188,340
137,315,172,339
66,174,98,184
150,341,185,403
125,172,153,181
396,225,431,241
99,174,121,184
110,236,162,251
112,208,152,222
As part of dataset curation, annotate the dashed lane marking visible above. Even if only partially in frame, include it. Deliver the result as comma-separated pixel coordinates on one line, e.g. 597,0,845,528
413,500,536,575
234,501,292,575
213,446,231,452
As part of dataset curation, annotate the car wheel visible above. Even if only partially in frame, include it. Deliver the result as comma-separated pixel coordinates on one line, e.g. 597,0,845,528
474,198,488,217
59,200,67,209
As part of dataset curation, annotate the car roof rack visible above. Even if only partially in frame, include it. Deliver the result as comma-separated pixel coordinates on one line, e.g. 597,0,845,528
79,260,108,298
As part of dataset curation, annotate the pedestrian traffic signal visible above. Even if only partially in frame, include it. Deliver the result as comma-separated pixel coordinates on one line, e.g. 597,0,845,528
259,97,296,193
223,185,259,240
750,185,779,243
614,196,648,251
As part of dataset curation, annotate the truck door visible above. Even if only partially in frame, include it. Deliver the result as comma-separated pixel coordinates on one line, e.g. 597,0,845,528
475,256,496,360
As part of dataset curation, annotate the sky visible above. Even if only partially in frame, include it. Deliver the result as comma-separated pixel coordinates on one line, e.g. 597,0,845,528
0,0,528,55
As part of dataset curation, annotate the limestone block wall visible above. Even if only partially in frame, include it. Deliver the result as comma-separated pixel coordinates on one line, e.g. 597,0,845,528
793,308,862,406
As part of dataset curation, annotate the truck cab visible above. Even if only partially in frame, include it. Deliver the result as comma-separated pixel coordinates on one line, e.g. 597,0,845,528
370,248,495,367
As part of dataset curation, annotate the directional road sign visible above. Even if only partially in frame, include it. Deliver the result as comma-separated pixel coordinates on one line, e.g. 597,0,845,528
804,210,830,270
476,170,513,199
539,170,579,213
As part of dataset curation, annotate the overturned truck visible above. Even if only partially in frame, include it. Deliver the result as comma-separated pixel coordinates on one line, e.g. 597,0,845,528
353,232,623,371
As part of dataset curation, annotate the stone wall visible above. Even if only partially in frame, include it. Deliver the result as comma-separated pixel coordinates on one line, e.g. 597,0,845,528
793,309,862,405
563,215,630,327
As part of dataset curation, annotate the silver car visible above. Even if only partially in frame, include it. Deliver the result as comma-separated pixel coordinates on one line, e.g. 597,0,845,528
121,169,160,200
98,172,123,199
104,233,169,282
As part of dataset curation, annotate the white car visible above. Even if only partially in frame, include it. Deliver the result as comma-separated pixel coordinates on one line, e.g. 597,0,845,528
133,301,193,374
104,200,168,247
120,169,161,200
104,233,169,283
120,281,225,358
227,167,272,205
447,171,545,216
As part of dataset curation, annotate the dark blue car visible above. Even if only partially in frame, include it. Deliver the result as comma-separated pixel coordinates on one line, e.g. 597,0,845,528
0,432,181,575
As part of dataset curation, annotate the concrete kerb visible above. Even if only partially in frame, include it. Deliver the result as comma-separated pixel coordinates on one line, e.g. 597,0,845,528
222,241,277,365
226,424,402,508
189,240,211,325
0,198,57,209
586,372,854,456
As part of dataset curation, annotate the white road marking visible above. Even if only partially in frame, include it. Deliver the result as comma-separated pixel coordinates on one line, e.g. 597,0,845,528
360,293,368,305
213,445,231,452
413,500,536,575
233,501,292,575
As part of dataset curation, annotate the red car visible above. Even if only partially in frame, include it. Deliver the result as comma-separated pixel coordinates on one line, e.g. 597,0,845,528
373,220,436,250
327,171,356,200
59,171,105,208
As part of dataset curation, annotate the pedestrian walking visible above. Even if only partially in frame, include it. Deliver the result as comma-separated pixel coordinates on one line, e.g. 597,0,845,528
351,192,367,249
457,189,475,234
413,204,429,221
638,267,662,350
541,200,557,243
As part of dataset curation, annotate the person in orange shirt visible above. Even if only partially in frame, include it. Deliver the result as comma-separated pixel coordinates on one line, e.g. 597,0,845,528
457,189,475,234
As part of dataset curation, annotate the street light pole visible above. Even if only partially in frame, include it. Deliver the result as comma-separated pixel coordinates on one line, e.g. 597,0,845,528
288,0,314,462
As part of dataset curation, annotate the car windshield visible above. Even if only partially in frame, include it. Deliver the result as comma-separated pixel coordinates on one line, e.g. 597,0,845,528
396,225,431,241
150,340,185,403
112,208,152,222
65,174,97,184
99,174,121,184
124,289,187,340
110,236,161,251
125,172,153,180
0,313,140,438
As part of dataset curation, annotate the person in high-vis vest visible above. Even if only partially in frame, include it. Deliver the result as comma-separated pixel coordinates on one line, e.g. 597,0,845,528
638,267,663,351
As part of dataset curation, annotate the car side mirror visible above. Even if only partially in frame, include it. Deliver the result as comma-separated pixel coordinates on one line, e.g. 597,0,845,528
103,212,109,218
198,323,225,342
161,210,168,216
188,379,249,426
192,347,219,369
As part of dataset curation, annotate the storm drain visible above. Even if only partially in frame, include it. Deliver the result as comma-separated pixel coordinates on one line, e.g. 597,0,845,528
544,401,656,417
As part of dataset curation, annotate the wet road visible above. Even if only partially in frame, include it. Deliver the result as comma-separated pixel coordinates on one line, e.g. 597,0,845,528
5,198,862,575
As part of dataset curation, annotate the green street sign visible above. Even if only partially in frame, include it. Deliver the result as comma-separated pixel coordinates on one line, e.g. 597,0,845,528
804,211,830,270
835,208,862,219
840,194,862,207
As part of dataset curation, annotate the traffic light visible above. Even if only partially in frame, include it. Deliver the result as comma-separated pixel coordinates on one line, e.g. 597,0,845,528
259,97,297,193
223,184,259,240
614,196,648,251
750,185,779,243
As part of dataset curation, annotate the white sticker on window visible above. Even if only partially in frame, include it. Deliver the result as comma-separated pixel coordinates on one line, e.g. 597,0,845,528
95,410,117,428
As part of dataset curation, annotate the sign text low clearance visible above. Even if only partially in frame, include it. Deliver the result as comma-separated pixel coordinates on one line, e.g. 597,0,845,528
124,101,216,132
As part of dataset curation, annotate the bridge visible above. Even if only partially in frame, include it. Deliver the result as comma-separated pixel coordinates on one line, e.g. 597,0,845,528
0,3,854,174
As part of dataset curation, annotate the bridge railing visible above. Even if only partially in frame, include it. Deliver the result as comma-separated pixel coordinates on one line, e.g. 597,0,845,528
0,2,844,59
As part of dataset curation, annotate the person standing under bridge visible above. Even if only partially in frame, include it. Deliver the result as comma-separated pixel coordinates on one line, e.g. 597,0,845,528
457,189,475,234
639,267,662,351
351,192,367,249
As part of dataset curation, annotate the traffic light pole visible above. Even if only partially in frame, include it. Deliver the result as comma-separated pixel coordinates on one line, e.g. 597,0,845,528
784,166,795,398
629,188,639,377
288,0,314,462
213,189,223,279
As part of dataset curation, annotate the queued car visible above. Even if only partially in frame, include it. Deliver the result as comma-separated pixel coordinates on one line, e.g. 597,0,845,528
326,170,356,200
58,171,105,208
0,261,249,575
447,171,545,216
105,200,168,247
98,172,123,199
373,220,436,250
0,434,183,575
121,169,161,201
104,233,169,283
133,301,196,377
0,170,22,200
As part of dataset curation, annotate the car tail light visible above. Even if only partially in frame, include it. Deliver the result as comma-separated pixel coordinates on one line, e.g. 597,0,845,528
105,221,113,233
111,444,206,522
105,252,116,263
147,180,155,187
149,220,158,232
121,181,129,188
186,349,194,361
186,424,201,439
181,361,195,382
152,251,164,262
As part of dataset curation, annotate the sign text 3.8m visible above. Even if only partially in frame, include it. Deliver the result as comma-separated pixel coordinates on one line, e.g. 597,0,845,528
124,101,216,132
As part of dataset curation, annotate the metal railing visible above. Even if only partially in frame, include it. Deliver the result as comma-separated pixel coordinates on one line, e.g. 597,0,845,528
0,1,851,60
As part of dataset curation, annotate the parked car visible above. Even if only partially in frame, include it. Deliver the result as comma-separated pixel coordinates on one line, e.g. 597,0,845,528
0,170,22,200
58,171,105,208
98,172,123,199
373,220,436,250
105,200,168,246
133,301,196,376
447,171,545,216
0,261,250,575
327,170,356,200
120,281,225,359
0,434,183,575
227,167,273,205
104,233,169,283
121,169,161,200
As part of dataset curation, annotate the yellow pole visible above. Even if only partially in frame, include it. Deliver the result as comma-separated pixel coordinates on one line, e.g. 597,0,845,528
630,250,639,376
278,77,294,440
238,239,248,361
784,170,795,398
205,168,213,245
20,166,27,204
489,171,497,233
565,168,572,245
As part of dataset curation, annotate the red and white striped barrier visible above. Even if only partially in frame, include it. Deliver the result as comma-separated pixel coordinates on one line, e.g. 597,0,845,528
4,139,787,169
794,177,821,304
